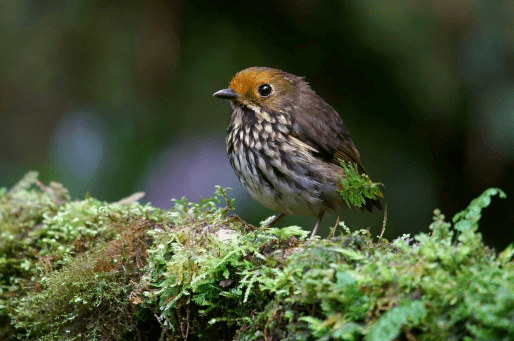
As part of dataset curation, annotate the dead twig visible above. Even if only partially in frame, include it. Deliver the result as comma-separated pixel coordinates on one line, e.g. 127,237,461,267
379,183,387,240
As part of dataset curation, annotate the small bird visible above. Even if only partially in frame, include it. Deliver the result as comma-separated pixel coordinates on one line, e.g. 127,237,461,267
213,67,382,238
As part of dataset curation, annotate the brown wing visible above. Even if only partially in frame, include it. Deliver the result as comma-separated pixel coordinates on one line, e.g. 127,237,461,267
290,91,368,175
331,140,368,176
288,90,382,211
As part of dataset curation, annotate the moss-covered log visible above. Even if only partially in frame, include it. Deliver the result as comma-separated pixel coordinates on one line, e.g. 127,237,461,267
0,172,512,340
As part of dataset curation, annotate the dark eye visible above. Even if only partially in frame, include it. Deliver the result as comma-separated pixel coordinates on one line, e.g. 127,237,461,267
257,84,272,97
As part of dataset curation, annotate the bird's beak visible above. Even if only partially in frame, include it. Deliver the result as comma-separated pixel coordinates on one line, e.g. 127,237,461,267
213,88,238,100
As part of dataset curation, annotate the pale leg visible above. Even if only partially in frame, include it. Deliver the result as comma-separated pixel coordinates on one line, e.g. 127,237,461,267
310,210,325,239
266,213,286,227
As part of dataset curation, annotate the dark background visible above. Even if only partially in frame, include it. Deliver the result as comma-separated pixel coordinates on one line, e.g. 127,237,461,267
1,0,512,250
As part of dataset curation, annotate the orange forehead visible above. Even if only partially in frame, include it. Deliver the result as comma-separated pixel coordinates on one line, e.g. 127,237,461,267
229,68,279,95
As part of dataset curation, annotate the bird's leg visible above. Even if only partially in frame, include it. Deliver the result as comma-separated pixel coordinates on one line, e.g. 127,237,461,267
310,210,325,239
266,213,286,227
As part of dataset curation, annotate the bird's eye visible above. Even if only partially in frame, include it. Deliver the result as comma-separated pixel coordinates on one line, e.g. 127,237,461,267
257,84,272,97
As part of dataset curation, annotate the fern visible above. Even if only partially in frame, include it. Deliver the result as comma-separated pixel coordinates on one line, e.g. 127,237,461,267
452,188,506,232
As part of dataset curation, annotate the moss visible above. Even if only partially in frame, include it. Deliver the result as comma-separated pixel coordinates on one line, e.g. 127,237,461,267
0,172,166,340
337,160,384,209
12,217,157,340
0,173,512,340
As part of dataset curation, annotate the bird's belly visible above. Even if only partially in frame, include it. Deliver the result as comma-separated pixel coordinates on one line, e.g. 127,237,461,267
227,137,338,216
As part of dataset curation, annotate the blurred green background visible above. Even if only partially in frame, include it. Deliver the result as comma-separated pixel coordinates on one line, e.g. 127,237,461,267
1,0,513,249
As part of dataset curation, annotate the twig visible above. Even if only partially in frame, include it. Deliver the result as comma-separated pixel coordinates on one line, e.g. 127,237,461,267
185,305,190,340
228,214,258,231
379,205,387,239
115,192,146,205
379,183,387,240
35,180,47,192
153,312,164,328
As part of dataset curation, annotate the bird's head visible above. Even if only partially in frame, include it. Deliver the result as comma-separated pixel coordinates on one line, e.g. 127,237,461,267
213,67,305,111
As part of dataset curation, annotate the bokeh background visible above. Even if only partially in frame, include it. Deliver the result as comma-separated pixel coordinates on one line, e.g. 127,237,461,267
1,0,513,250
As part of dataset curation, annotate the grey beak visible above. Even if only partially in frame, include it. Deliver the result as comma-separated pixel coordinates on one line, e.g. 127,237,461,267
213,88,238,100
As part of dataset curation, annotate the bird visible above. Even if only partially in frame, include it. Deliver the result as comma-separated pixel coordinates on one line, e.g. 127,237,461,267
213,67,382,238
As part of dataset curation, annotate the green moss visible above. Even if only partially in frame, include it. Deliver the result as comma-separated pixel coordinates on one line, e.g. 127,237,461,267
0,172,167,339
143,186,308,338
337,160,384,209
12,216,157,340
0,173,512,340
